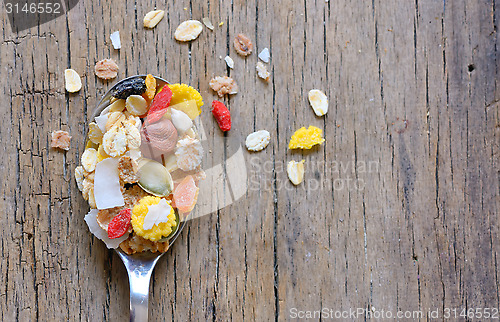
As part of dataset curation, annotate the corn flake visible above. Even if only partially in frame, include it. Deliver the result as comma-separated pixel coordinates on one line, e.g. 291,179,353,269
288,126,325,149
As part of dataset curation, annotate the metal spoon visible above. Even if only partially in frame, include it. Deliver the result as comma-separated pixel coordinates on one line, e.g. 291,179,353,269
94,75,189,322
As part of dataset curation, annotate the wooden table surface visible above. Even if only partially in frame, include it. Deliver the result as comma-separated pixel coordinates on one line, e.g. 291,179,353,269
1,0,499,321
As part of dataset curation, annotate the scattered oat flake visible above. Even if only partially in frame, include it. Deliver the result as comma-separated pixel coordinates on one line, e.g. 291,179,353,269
202,17,214,30
287,160,305,185
258,48,270,63
234,33,253,56
209,76,238,97
308,89,328,116
81,148,98,172
245,130,270,152
95,59,119,80
64,69,82,93
174,20,203,42
143,10,165,28
224,56,234,69
256,62,270,81
110,31,121,49
51,130,71,151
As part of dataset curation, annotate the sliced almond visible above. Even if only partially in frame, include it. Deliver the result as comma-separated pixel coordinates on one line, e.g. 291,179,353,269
287,160,305,185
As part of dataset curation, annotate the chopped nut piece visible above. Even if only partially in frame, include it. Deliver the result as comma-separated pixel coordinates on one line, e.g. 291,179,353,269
234,33,253,56
95,59,119,80
308,89,329,116
51,130,71,151
174,20,203,42
245,130,270,152
256,62,270,81
209,76,238,97
64,69,82,93
143,10,165,28
224,56,234,69
287,160,305,185
258,48,270,63
202,17,214,30
118,156,139,184
110,31,121,49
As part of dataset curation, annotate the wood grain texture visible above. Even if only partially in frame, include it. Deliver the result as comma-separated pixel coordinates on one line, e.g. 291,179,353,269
0,0,498,321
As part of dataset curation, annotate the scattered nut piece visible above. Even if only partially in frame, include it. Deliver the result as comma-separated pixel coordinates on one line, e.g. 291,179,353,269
202,17,214,30
258,48,270,63
64,69,82,93
209,76,238,97
110,31,121,49
287,160,305,185
118,155,139,184
51,130,72,151
174,20,203,42
143,10,165,28
245,130,270,152
234,33,253,56
81,148,98,172
145,74,156,100
308,89,329,116
224,56,234,69
95,59,119,80
256,62,270,81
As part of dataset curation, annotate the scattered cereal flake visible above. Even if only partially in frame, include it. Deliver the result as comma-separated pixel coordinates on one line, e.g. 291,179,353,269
95,59,119,80
88,188,97,208
209,76,238,97
175,137,203,171
287,160,305,185
103,124,128,157
288,126,325,149
224,56,234,69
88,122,103,144
202,17,214,30
51,130,71,151
145,74,156,100
64,69,82,93
81,148,98,172
234,33,253,56
75,166,85,191
85,209,129,248
94,157,125,210
106,111,126,131
256,62,270,81
170,108,193,133
174,20,203,42
95,113,109,133
308,89,328,116
108,99,126,113
118,155,139,184
123,120,141,150
143,9,165,28
219,21,224,27
126,95,149,116
245,130,270,152
110,31,121,49
258,48,270,63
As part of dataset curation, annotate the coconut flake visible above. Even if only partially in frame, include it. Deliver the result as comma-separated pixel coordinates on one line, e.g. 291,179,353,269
258,48,270,63
143,199,173,230
110,31,121,49
94,158,124,209
202,17,214,30
95,113,109,133
170,108,193,133
224,56,234,69
84,209,129,248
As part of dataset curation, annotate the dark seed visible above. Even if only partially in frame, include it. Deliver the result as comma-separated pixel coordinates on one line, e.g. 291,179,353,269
112,78,147,99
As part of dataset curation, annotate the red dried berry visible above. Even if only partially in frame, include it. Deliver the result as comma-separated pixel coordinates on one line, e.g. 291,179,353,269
107,208,132,239
147,86,173,123
212,100,231,132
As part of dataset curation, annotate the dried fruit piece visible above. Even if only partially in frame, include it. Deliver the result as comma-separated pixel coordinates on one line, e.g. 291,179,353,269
147,86,173,123
174,20,203,42
143,10,165,28
245,130,270,151
170,108,193,133
258,48,270,63
102,124,128,157
95,59,119,80
110,31,121,49
131,196,177,241
173,175,199,213
209,76,238,97
287,160,305,185
85,209,130,249
175,137,203,171
202,17,214,30
81,148,98,172
145,74,156,100
108,208,132,239
224,56,234,69
141,118,178,153
256,62,270,81
234,33,253,56
126,95,149,116
88,122,103,144
137,159,174,197
112,78,146,99
308,89,328,116
64,69,82,93
168,83,204,109
51,130,71,151
211,100,231,131
288,126,325,149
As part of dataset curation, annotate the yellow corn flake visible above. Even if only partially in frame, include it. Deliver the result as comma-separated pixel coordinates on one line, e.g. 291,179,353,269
145,74,156,100
288,126,325,149
131,196,177,241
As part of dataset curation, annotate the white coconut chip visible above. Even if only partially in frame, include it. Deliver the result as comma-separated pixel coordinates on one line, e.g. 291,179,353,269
202,17,214,30
94,157,124,209
110,31,121,49
170,108,193,133
84,209,130,248
224,56,234,69
143,199,173,230
258,48,270,63
95,113,109,133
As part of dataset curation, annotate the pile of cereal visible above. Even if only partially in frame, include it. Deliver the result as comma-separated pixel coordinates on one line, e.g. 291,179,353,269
76,75,204,254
